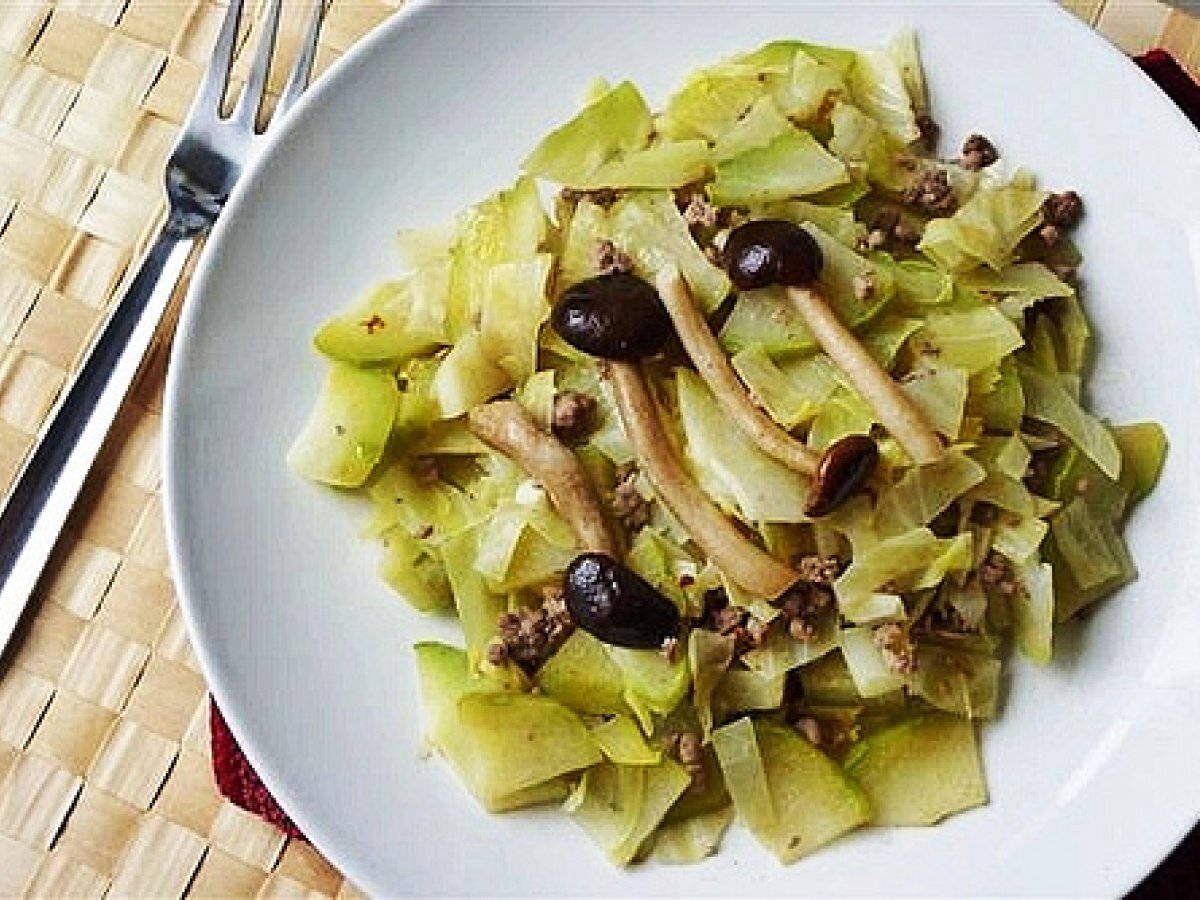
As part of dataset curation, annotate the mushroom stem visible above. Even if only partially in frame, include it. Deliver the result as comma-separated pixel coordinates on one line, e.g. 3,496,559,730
606,361,799,599
467,401,619,557
656,268,819,476
786,285,943,465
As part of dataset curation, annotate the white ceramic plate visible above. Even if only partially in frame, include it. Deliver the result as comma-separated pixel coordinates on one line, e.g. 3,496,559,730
164,1,1200,895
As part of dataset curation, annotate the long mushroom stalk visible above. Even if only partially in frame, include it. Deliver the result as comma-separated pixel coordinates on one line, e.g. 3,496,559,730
656,267,820,476
467,400,619,557
786,285,943,466
606,360,799,599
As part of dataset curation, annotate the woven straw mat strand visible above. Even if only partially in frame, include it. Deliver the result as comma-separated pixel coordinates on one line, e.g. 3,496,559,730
0,1,1195,898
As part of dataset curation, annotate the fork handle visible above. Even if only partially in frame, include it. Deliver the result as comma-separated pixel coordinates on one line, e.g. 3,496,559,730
0,225,197,659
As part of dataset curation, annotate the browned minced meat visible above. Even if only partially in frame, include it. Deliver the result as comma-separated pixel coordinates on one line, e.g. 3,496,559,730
915,112,941,152
872,622,917,675
860,206,922,251
851,273,876,302
682,192,719,229
1043,190,1084,228
698,590,769,654
561,187,622,208
901,168,957,215
794,554,844,585
590,239,633,276
960,133,999,171
487,587,574,672
550,390,596,441
979,550,1020,597
777,555,841,640
609,463,653,532
674,731,706,787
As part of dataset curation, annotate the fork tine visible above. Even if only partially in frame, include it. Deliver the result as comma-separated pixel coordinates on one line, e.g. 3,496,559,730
231,0,284,130
273,1,326,121
188,0,246,121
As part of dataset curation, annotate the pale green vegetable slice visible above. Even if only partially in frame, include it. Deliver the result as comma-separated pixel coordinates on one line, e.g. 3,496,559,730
958,261,1074,319
567,764,644,860
414,643,595,812
838,626,906,696
713,96,793,161
314,276,447,365
689,629,735,741
649,807,735,864
287,363,398,488
919,306,1025,374
378,527,452,612
609,646,690,719
1113,422,1168,502
1020,366,1122,480
712,667,787,720
919,184,1047,273
479,254,552,382
731,348,840,429
578,139,711,189
835,528,973,614
439,528,507,664
898,364,970,441
740,609,838,677
874,448,986,537
657,71,764,142
590,715,663,766
676,369,810,523
535,631,629,716
844,714,986,825
710,129,850,206
1012,559,1054,664
431,330,512,419
909,645,1000,719
523,81,653,183
847,46,920,144
713,718,870,863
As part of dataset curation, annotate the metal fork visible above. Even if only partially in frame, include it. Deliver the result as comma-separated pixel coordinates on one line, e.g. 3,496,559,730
0,0,327,658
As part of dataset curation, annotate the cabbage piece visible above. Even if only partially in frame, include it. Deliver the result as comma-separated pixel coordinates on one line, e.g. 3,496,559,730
1011,559,1053,664
970,357,1024,432
958,262,1073,320
798,651,863,704
688,629,735,740
609,646,690,722
569,760,691,865
710,129,850,206
919,306,1025,375
806,390,876,452
448,176,547,336
898,364,969,441
740,609,838,676
862,316,924,369
367,460,473,540
919,184,1047,273
657,72,764,142
843,713,986,825
287,363,398,488
874,448,987,537
909,644,1001,719
712,667,788,720
1050,496,1135,594
838,626,906,696
315,275,448,365
827,101,910,190
847,46,920,144
889,30,929,117
479,254,552,382
835,528,973,615
440,527,508,663
516,369,555,430
378,527,452,612
712,96,793,161
972,434,1030,480
396,222,455,269
590,715,663,766
606,192,731,312
536,631,629,716
777,48,847,121
1113,422,1168,502
649,806,735,864
431,329,512,418
1019,366,1121,480
754,198,863,247
730,346,839,429
891,258,954,309
523,81,653,183
677,369,810,523
713,718,870,862
578,139,711,189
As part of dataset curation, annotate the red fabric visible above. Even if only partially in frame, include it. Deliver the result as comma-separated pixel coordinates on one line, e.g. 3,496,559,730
211,51,1200,852
1135,49,1200,128
210,702,305,839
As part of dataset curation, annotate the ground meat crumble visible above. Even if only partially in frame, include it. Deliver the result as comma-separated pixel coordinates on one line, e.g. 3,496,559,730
609,463,653,532
915,112,940,152
681,192,720,229
872,622,917,675
901,167,957,215
980,550,1019,597
1039,190,1084,247
673,731,706,787
487,587,574,672
590,239,633,276
550,390,596,441
960,133,999,171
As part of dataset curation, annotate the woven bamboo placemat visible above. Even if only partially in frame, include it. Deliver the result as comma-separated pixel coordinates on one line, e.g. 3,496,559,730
0,1,1195,897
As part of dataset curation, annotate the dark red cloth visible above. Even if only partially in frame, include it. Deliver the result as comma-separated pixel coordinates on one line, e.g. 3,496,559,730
211,52,1200,873
210,702,304,839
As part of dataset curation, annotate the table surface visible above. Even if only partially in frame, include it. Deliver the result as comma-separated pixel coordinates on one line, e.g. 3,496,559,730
0,1,1195,897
